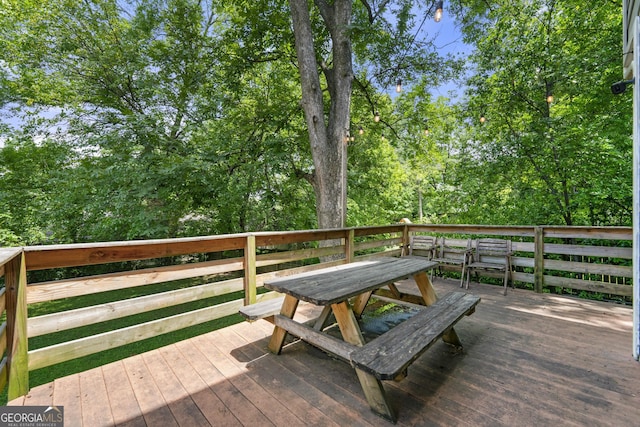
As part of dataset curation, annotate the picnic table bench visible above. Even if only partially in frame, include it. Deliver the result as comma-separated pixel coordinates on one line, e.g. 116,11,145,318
240,257,480,423
351,292,480,381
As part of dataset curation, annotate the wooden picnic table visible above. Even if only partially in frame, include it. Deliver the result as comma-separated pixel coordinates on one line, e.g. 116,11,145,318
263,257,480,422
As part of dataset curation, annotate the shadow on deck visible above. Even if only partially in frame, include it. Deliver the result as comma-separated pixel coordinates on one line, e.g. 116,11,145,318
9,278,640,426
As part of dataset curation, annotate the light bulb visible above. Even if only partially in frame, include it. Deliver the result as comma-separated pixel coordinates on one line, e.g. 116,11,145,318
480,115,486,124
424,127,429,136
374,111,380,122
396,79,402,93
546,94,554,104
359,126,364,135
435,1,443,22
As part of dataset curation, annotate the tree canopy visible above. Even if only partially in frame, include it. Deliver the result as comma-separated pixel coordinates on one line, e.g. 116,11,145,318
0,0,632,246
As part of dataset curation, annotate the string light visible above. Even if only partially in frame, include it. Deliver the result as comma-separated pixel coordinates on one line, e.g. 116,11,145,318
359,126,364,135
374,111,380,122
480,114,486,123
381,134,386,140
546,93,554,104
396,79,402,93
435,0,443,23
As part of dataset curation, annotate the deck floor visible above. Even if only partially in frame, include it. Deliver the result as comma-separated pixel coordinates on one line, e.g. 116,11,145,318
9,278,640,426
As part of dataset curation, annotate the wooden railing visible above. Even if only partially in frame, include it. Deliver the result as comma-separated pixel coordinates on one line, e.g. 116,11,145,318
0,248,29,400
0,224,633,399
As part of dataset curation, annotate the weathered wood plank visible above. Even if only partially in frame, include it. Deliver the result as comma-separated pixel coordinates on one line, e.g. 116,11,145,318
351,292,480,380
79,367,115,427
101,361,145,426
172,339,268,426
543,243,632,258
267,295,299,354
543,258,632,277
142,349,211,426
160,344,242,427
195,331,304,426
53,374,82,427
122,354,179,427
542,275,633,296
221,325,343,427
265,258,437,305
273,314,356,360
247,319,407,426
215,326,345,426
239,295,285,321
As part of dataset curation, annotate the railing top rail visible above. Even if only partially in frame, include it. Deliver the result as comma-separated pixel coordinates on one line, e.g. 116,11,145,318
22,233,250,252
0,248,23,269
5,223,633,271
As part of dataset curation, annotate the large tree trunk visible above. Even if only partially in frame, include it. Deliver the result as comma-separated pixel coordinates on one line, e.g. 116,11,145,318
289,0,353,229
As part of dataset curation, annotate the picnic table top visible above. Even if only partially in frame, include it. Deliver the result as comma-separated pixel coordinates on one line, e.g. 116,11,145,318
263,257,438,305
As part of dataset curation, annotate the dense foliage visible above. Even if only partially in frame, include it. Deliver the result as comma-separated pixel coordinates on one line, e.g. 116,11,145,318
0,0,632,246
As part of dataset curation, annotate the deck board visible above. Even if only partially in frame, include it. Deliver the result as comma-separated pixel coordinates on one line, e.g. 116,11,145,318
122,354,179,427
53,373,82,427
79,367,114,426
101,361,145,427
9,278,640,426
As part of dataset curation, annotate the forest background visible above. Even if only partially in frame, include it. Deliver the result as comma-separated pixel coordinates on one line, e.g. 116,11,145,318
0,0,633,247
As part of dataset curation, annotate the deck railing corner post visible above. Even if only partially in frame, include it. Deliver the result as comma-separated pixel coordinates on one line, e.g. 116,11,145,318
6,251,29,400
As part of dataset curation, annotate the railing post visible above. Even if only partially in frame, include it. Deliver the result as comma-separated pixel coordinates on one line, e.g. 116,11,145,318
402,225,410,256
244,234,257,305
345,229,355,263
534,227,545,293
5,251,29,400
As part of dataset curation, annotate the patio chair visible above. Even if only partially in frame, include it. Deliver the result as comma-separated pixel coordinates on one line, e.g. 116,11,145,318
408,235,438,259
431,237,472,287
464,238,513,295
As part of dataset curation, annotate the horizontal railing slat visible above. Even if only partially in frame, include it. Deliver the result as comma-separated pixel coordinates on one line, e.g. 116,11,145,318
28,277,245,337
27,257,244,304
28,299,244,371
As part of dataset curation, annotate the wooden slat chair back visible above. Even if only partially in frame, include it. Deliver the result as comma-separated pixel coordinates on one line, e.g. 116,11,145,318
408,235,437,259
464,238,513,295
431,238,472,287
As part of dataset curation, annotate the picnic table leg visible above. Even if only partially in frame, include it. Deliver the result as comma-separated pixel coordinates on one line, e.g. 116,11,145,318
313,305,333,330
354,368,397,422
331,301,397,422
267,295,299,354
413,271,463,348
352,290,373,317
413,271,438,305
331,301,365,345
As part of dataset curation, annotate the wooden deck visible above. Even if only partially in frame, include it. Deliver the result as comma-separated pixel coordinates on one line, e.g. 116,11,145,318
8,278,640,426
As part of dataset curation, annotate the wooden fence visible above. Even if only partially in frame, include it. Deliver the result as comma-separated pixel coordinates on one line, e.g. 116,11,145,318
0,224,633,399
